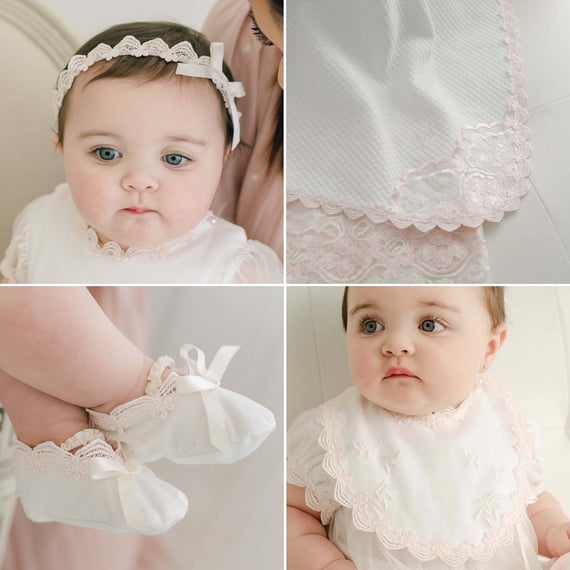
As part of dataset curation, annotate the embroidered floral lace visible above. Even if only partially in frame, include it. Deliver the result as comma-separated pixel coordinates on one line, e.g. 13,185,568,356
286,201,491,283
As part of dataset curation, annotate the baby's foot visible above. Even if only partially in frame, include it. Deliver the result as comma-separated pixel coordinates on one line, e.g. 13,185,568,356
14,428,188,533
87,344,276,464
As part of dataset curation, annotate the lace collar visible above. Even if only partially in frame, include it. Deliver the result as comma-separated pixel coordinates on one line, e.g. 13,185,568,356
390,381,480,430
82,213,218,261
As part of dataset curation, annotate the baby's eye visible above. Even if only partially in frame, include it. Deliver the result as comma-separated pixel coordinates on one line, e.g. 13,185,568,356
163,154,189,167
94,147,120,161
420,319,444,333
362,319,384,334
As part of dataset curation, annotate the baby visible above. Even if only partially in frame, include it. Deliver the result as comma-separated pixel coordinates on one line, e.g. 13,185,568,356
288,286,570,569
0,22,282,284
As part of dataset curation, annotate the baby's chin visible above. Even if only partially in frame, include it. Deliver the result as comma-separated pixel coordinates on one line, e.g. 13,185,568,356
360,389,464,417
95,223,193,251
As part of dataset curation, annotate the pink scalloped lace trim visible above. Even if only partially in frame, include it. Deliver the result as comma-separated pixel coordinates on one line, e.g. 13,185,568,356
287,460,338,526
14,437,121,481
287,0,531,232
87,372,185,435
286,202,491,283
316,378,536,565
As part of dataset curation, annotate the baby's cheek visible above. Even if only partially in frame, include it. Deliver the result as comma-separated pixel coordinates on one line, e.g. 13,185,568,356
70,187,109,223
349,349,378,389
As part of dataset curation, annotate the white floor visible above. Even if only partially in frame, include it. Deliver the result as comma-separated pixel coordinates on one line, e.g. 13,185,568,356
484,0,570,282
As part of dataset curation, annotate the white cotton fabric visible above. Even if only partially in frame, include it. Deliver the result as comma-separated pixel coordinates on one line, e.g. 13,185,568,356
0,184,282,284
288,379,544,569
287,0,531,231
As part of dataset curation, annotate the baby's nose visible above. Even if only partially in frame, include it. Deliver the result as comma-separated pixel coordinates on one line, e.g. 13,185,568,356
121,168,158,192
381,332,414,357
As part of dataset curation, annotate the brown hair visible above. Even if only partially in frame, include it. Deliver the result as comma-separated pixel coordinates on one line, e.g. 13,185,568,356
56,22,235,148
341,286,505,331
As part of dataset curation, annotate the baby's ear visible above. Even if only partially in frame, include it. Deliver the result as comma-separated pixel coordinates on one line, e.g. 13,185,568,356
51,132,62,152
481,323,507,372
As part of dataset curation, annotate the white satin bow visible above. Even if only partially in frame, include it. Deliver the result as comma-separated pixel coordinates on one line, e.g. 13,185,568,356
176,42,245,150
176,343,240,457
89,456,148,532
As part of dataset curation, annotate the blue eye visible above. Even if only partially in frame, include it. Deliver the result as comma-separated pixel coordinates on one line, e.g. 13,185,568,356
163,154,189,166
362,319,384,334
420,319,444,333
94,147,120,161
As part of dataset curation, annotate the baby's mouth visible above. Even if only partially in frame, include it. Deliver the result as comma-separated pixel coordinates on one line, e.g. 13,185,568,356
122,207,156,215
383,367,418,380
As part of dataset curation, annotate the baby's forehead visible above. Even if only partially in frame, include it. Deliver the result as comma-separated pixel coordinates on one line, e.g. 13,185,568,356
348,286,486,315
70,61,215,98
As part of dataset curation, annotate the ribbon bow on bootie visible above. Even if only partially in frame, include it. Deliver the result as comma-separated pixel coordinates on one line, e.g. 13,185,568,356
176,344,240,457
88,456,148,531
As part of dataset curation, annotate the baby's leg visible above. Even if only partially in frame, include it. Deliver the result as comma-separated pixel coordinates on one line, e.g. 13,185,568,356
0,367,88,448
0,287,152,413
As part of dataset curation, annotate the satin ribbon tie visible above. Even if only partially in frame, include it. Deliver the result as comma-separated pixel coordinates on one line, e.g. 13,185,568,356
176,42,245,150
176,343,240,457
89,457,148,532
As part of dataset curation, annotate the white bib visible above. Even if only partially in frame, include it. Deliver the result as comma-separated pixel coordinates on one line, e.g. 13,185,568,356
4,184,256,284
316,380,536,565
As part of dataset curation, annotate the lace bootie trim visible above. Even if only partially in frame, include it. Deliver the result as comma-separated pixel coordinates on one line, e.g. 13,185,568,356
60,428,105,452
14,428,188,533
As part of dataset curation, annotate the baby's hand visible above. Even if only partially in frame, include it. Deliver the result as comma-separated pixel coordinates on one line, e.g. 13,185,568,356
547,522,570,558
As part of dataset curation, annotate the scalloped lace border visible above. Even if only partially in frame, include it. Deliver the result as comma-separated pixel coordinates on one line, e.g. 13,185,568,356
287,0,531,232
315,378,536,565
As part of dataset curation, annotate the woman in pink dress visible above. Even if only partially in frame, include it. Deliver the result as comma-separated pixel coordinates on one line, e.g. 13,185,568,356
203,0,284,259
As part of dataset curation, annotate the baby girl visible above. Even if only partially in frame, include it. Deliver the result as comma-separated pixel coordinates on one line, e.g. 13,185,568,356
288,286,570,569
0,287,275,533
0,22,282,284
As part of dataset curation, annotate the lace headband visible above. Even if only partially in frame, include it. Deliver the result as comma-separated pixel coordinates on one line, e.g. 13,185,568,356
53,36,245,150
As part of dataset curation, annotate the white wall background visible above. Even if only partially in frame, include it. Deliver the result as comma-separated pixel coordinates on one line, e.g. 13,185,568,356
147,286,283,570
287,286,570,511
32,0,216,44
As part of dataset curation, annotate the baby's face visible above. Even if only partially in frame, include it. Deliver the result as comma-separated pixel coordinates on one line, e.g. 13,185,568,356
57,72,227,248
346,287,505,416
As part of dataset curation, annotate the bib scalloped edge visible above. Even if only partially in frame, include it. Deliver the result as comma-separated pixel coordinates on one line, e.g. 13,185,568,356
315,379,536,566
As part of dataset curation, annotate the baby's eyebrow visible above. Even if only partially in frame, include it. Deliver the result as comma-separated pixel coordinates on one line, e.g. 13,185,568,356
77,131,207,147
418,300,460,312
349,303,377,317
164,135,207,147
78,130,119,140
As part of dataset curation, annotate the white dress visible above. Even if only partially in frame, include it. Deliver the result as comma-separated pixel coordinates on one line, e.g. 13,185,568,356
0,184,283,284
288,379,546,569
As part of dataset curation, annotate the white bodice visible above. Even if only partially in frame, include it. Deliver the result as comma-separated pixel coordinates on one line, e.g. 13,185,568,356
0,184,282,284
288,379,544,569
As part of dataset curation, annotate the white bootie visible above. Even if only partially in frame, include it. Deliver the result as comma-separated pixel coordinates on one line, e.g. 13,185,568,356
87,344,276,464
14,428,188,534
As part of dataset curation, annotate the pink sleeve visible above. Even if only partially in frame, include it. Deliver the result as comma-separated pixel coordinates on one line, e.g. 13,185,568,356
202,0,283,260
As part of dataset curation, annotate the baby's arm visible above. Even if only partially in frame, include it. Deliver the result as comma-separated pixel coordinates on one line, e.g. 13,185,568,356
287,483,357,570
528,491,570,558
